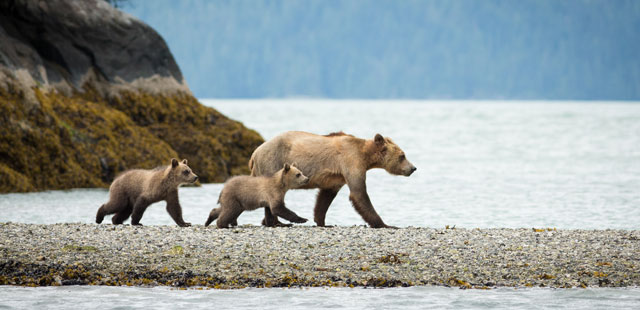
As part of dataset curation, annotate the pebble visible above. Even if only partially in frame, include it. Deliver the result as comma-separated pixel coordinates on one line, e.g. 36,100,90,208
0,223,638,289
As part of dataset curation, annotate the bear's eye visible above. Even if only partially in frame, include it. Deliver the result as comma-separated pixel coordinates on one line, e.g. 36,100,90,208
183,170,190,175
399,155,405,161
296,173,301,177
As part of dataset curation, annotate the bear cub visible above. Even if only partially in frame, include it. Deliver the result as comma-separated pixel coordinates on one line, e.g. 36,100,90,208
96,158,198,227
205,163,309,228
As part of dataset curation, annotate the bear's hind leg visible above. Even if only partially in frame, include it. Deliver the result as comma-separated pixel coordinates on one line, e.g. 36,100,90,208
130,198,151,226
216,206,243,229
96,204,107,224
98,195,128,224
314,187,341,227
111,203,133,224
205,208,221,227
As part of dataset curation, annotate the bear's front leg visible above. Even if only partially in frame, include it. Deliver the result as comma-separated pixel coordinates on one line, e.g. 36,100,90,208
346,179,396,228
314,187,342,227
269,201,308,224
262,208,293,227
166,190,191,227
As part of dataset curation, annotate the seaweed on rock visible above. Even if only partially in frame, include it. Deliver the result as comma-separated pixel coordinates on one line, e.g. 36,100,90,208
0,0,264,193
0,82,263,192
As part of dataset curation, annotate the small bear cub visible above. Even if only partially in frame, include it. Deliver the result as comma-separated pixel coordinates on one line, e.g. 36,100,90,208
205,163,309,228
96,158,198,227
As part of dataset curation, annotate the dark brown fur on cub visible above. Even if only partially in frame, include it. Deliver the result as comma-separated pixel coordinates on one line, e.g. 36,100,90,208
205,164,309,228
96,158,198,226
249,131,416,228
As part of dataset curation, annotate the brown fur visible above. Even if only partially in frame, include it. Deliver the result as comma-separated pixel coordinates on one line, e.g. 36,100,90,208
324,131,352,137
249,131,416,228
205,164,309,228
96,158,198,226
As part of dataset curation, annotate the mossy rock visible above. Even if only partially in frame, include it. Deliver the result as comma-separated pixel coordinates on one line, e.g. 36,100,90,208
0,81,263,192
0,163,34,192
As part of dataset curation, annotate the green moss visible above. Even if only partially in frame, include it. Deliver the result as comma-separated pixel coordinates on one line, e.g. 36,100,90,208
0,80,263,193
108,90,263,182
0,163,34,192
166,245,184,255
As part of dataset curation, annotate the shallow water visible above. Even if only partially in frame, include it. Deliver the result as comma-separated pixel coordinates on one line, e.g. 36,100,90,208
1,100,639,229
0,286,639,310
2,100,640,308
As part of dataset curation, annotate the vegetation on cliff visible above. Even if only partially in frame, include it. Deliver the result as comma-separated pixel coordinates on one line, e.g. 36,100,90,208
0,79,263,193
0,0,263,193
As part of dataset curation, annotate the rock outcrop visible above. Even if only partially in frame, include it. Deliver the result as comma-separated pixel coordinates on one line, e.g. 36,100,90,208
0,0,263,193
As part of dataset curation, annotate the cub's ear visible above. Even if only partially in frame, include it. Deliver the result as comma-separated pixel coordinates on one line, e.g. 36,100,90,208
283,163,290,173
171,158,179,168
374,133,385,145
181,159,188,165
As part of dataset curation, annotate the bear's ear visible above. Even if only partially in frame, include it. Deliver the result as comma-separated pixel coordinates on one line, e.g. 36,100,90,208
181,159,188,165
171,158,179,168
374,133,385,145
283,163,290,173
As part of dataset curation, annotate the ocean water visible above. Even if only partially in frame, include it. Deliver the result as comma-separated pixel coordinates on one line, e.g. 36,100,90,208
0,286,640,310
1,100,640,309
1,100,639,229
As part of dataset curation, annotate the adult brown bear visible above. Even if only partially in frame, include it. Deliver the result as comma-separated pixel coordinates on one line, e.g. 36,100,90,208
249,131,416,228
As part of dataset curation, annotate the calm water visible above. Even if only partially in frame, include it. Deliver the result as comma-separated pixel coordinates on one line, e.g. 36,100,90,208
0,286,640,310
1,100,639,308
1,100,639,229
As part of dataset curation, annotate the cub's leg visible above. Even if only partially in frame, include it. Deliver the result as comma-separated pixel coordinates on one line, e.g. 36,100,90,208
130,198,152,226
269,201,307,224
97,194,128,224
216,200,243,229
166,190,190,227
262,208,293,227
205,208,221,227
111,203,133,224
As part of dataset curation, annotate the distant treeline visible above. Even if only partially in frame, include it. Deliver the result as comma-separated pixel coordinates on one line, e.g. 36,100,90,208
125,0,640,100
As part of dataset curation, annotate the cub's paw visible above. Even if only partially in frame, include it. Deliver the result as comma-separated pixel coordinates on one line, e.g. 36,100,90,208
371,224,398,229
275,222,294,227
179,222,192,227
292,217,308,224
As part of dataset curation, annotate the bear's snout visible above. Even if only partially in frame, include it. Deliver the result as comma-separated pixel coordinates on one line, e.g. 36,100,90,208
405,166,417,176
192,175,199,183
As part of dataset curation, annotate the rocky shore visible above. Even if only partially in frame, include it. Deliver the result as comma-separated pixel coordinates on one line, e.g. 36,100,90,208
0,0,263,193
1,223,638,289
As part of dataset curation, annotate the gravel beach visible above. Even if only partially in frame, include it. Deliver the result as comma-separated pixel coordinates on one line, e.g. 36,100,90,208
1,223,638,289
